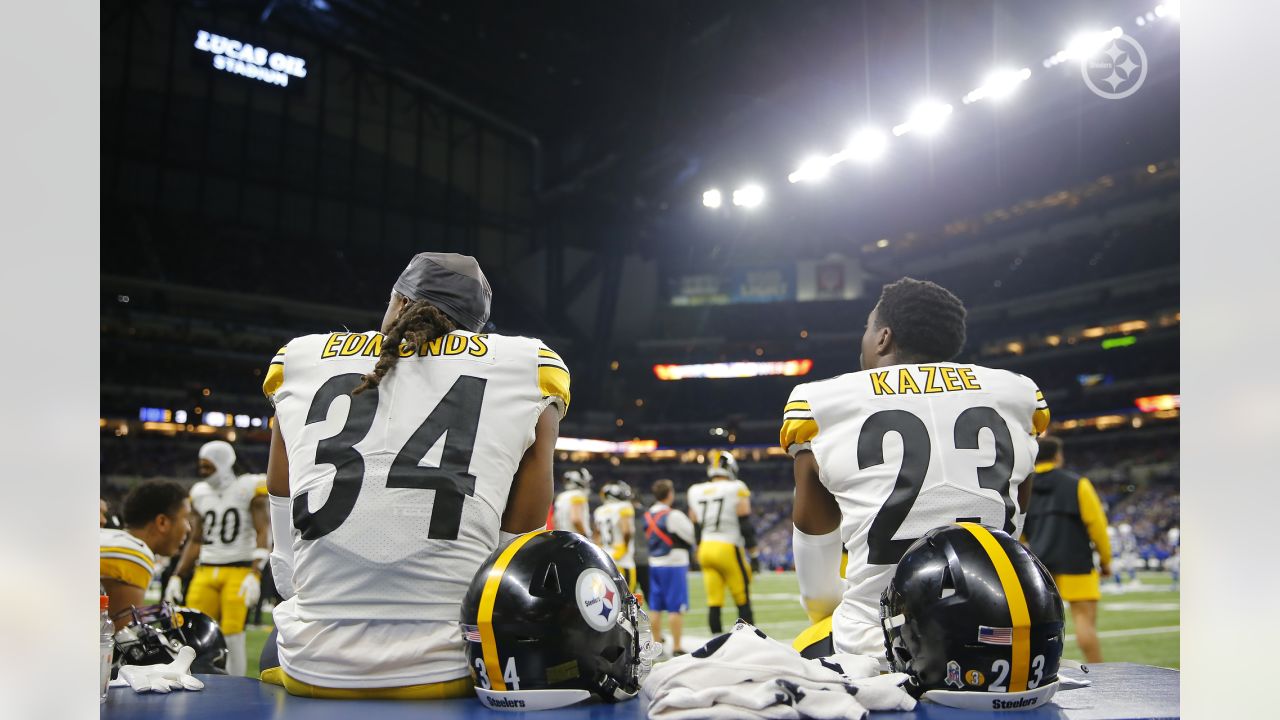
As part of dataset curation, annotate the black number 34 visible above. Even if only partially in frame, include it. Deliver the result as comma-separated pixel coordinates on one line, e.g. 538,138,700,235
862,407,1016,565
292,373,486,541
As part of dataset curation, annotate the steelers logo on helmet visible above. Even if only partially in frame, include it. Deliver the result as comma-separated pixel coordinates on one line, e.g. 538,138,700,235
881,523,1065,712
460,530,662,712
576,567,621,631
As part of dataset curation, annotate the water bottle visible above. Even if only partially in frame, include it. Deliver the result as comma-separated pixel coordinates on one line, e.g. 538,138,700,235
100,595,114,703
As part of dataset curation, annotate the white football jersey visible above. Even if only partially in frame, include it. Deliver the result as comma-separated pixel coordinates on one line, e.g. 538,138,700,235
262,329,569,686
190,474,267,564
687,479,750,546
554,488,590,534
593,500,636,569
781,362,1049,655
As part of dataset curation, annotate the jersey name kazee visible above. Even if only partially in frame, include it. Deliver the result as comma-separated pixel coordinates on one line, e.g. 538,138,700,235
867,365,982,396
319,332,491,360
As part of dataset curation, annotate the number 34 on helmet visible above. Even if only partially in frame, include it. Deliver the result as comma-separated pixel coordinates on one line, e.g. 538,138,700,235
460,530,662,711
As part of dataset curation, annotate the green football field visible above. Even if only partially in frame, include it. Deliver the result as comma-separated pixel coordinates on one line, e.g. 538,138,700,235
241,570,1178,678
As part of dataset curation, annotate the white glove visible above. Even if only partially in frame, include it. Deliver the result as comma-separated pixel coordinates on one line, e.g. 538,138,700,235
163,576,184,604
238,572,261,607
112,646,205,693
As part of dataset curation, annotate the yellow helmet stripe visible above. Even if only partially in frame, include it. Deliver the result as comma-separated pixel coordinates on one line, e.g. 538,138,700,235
957,522,1031,692
477,530,547,691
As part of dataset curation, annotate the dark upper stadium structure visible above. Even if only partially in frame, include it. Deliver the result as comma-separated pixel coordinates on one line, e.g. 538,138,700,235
102,0,1179,549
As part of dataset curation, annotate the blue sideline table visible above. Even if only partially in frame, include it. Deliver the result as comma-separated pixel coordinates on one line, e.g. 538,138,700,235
103,662,1178,719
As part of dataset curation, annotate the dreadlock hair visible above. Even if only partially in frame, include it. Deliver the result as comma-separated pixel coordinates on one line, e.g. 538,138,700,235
353,299,458,394
875,277,967,362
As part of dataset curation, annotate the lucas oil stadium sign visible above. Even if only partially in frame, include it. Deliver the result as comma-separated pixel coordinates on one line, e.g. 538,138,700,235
193,30,308,88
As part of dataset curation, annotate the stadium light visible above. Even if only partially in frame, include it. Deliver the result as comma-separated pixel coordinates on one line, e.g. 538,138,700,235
845,127,888,163
892,100,953,137
732,184,765,208
962,67,1032,104
702,188,722,208
1044,27,1123,67
788,155,833,184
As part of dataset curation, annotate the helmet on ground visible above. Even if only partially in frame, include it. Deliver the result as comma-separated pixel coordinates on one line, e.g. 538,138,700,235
706,449,738,480
601,482,632,503
563,468,592,492
881,523,1065,712
113,603,228,676
460,530,661,711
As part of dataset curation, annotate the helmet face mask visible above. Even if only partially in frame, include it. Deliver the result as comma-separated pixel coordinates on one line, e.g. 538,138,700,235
113,603,228,676
881,524,1065,712
461,531,661,711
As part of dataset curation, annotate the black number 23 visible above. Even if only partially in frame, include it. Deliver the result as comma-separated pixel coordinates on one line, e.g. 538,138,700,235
292,373,486,542
862,407,1016,565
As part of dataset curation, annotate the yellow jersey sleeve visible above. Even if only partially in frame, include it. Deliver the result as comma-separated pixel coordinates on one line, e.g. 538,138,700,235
263,345,287,401
254,474,269,497
737,481,751,498
537,345,571,418
1031,385,1050,435
1077,477,1111,566
100,545,155,590
780,386,819,456
570,495,587,506
619,505,635,519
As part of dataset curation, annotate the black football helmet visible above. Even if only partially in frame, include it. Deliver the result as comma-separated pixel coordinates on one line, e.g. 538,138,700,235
881,524,1065,712
460,530,661,711
113,603,228,677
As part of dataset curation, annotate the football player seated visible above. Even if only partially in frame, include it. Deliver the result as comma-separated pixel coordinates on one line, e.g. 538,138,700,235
553,468,592,535
166,440,270,676
687,450,757,633
879,524,1066,711
258,252,569,699
100,480,192,630
460,530,661,710
784,278,1049,658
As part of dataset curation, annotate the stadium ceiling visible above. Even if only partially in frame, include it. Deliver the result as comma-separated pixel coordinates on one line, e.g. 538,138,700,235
189,0,1176,222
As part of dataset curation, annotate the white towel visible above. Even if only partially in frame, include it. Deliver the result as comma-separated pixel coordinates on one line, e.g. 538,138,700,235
643,622,916,720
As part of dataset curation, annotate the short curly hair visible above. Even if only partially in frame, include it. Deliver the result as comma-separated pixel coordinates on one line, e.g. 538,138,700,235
122,480,188,529
874,277,967,362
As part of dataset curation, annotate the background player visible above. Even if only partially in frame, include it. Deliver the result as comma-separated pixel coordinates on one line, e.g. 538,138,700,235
687,449,756,634
100,480,191,630
784,277,1049,657
644,478,695,656
259,252,568,698
593,481,637,591
166,440,270,676
553,468,592,536
1023,435,1111,664
1115,523,1141,585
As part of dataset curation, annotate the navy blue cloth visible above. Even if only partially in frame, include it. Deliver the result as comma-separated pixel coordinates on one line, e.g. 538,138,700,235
101,662,1180,719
